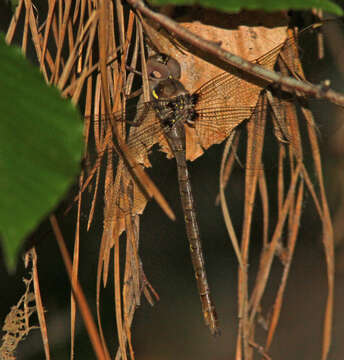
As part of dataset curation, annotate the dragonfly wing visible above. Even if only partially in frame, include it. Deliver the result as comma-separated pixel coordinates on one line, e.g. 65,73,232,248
126,105,166,167
194,91,298,153
193,70,273,152
191,26,308,152
194,22,311,107
195,106,258,150
89,101,167,167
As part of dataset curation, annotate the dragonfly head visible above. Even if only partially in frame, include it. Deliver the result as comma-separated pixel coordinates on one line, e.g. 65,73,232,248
151,79,189,100
147,53,181,81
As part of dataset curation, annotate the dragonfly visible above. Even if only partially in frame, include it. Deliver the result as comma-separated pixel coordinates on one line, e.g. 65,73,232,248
86,21,332,336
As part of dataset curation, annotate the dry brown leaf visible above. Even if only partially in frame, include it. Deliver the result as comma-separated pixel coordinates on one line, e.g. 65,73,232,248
142,12,288,161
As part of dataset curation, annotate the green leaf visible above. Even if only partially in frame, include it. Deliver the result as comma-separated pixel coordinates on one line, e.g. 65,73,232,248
149,0,343,15
0,34,83,272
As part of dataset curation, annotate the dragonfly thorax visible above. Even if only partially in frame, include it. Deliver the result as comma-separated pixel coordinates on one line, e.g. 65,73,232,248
151,79,196,128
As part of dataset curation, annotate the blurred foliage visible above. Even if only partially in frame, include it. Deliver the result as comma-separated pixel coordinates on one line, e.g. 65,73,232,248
0,35,83,272
149,0,343,15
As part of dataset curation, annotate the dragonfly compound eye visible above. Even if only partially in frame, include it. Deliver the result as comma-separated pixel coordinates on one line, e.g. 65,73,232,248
147,53,181,80
153,79,189,100
164,56,181,80
152,79,178,99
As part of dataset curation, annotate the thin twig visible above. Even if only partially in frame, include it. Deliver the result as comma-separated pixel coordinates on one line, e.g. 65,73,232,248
49,214,111,360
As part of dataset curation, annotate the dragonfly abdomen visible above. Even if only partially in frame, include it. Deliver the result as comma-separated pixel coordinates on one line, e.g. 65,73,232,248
164,120,219,335
176,151,219,336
